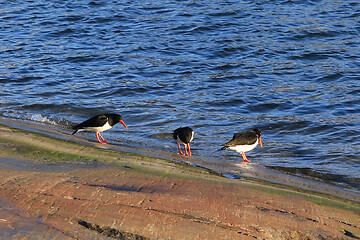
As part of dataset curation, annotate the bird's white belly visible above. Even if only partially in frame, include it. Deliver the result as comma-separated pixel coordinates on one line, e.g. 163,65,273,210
79,122,112,133
229,139,258,153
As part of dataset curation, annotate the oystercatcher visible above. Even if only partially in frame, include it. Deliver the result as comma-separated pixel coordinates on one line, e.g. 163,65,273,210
72,113,128,144
173,127,194,156
221,128,263,163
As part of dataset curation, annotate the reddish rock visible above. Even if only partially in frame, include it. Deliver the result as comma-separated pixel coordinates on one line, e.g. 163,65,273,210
0,167,359,240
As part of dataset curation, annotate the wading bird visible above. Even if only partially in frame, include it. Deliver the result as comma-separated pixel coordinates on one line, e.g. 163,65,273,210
221,128,263,163
173,127,194,156
72,113,127,144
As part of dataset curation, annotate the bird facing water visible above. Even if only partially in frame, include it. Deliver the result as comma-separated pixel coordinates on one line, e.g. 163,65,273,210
221,128,263,163
173,127,194,156
72,113,127,144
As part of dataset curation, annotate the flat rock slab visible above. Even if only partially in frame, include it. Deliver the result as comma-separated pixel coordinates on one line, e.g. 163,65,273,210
0,122,359,239
0,167,359,240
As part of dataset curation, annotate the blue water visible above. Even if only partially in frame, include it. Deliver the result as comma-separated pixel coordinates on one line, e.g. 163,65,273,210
1,0,360,190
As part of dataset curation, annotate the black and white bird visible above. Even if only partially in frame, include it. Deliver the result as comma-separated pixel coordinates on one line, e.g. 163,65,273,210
173,127,194,156
221,128,263,163
72,113,128,144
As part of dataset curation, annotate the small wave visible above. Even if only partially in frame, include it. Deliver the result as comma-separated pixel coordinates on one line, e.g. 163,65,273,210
316,73,344,82
149,133,173,139
267,166,360,189
222,173,241,179
9,76,45,83
65,55,100,63
292,30,339,40
29,114,57,125
59,16,85,22
207,11,237,17
2,112,72,128
289,52,332,61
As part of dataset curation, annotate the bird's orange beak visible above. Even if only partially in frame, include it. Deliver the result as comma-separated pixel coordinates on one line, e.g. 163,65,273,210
259,137,263,147
120,120,128,129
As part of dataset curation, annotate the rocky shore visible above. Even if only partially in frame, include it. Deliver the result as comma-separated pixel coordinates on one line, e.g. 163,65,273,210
0,121,359,239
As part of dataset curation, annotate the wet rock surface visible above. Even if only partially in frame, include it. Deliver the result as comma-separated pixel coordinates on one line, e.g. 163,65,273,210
0,122,359,240
0,167,359,240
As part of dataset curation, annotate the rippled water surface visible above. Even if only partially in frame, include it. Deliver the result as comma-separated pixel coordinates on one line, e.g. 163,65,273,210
1,0,360,190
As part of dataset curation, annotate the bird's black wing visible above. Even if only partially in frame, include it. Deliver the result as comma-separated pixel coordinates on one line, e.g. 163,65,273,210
178,127,194,143
223,131,257,146
173,127,194,143
72,115,108,130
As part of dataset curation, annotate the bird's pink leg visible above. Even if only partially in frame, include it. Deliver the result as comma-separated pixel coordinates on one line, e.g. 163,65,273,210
241,152,251,163
184,144,189,156
177,143,185,155
95,133,102,143
98,132,108,144
187,143,192,156
95,133,107,144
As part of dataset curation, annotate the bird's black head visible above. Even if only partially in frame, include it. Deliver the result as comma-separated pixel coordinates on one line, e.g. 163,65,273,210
252,128,262,137
252,128,263,147
106,113,128,128
107,113,122,121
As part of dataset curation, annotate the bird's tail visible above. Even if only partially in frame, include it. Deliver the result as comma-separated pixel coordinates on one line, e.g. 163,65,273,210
220,146,228,150
72,129,78,135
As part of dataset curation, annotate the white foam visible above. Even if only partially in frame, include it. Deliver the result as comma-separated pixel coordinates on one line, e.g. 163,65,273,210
30,114,57,125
